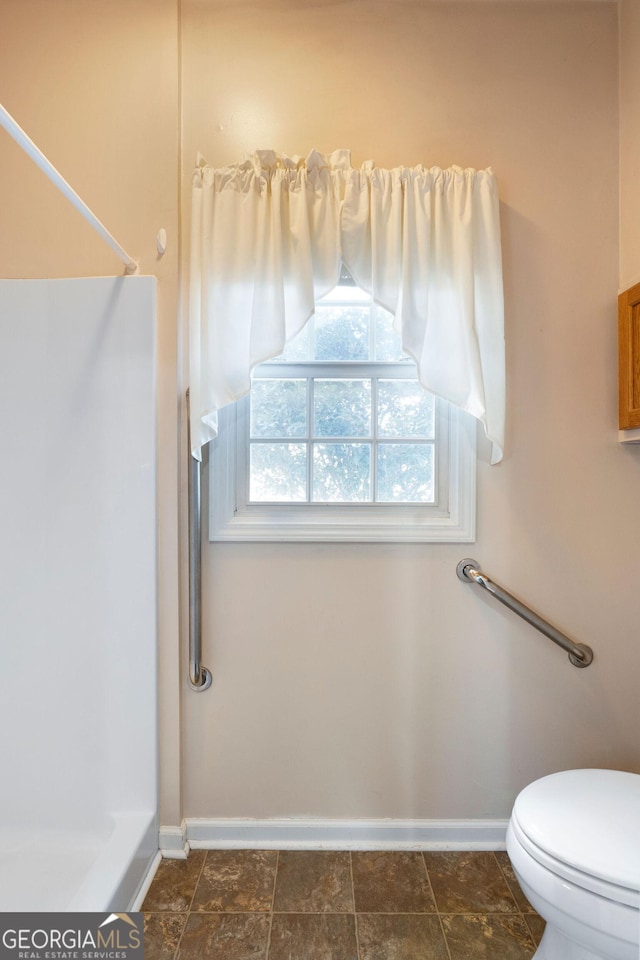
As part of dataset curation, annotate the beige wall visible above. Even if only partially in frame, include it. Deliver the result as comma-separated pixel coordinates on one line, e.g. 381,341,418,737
1,0,637,831
0,0,183,826
620,0,640,289
182,0,640,822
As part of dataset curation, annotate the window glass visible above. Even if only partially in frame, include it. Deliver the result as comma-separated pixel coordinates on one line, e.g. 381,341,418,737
209,272,476,542
250,379,307,438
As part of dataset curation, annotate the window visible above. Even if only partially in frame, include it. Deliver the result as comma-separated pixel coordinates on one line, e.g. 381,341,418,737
209,272,476,542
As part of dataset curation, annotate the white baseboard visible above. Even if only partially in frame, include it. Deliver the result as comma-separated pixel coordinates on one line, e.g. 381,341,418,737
181,818,508,851
159,823,190,859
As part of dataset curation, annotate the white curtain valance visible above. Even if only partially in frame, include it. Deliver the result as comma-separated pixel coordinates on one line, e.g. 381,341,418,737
189,149,505,463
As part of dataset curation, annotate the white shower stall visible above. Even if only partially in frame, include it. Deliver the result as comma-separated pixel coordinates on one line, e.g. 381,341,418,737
0,276,158,910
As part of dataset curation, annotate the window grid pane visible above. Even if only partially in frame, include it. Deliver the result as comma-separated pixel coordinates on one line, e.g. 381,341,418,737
250,378,308,438
248,373,436,504
377,379,435,438
249,442,307,502
313,379,371,438
312,443,371,502
376,442,435,503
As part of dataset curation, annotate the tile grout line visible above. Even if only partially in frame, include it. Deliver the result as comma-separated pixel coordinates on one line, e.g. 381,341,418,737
171,850,209,960
189,849,209,910
180,909,534,917
349,851,362,960
171,916,188,960
264,849,279,960
421,852,453,960
492,851,538,952
492,850,520,909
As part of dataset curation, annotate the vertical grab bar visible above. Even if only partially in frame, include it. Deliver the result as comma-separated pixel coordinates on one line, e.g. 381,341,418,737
187,390,212,691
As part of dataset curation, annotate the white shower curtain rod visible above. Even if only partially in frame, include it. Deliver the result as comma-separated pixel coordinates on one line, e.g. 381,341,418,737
0,103,138,274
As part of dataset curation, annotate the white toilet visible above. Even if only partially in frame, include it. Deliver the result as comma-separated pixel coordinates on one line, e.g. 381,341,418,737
506,769,640,960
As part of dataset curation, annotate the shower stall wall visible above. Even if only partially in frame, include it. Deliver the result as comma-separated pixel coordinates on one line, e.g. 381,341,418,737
0,276,158,911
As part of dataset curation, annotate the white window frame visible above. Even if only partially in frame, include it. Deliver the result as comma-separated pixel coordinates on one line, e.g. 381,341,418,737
208,380,476,543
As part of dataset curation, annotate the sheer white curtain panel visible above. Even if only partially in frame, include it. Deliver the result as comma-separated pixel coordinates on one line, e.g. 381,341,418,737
189,149,505,463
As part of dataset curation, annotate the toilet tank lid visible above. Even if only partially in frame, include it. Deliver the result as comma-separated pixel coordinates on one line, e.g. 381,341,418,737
512,768,640,892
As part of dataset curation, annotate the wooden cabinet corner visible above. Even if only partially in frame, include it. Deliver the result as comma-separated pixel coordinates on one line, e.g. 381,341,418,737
618,282,640,430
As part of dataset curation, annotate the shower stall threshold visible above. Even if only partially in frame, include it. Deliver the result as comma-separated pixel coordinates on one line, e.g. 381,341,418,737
0,811,156,912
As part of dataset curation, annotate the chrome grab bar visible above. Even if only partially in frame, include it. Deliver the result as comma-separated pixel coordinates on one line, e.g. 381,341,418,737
456,559,594,668
187,390,212,691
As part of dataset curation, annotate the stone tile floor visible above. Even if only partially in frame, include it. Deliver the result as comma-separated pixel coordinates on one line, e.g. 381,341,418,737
142,849,544,959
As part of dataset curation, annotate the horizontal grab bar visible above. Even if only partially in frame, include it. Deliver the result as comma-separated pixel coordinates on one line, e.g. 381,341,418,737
456,559,594,668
